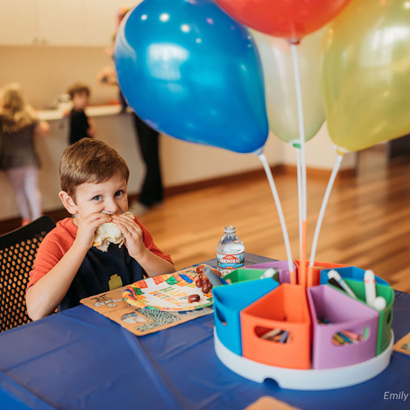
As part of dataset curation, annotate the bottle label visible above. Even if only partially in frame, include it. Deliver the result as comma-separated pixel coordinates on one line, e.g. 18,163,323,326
216,252,245,269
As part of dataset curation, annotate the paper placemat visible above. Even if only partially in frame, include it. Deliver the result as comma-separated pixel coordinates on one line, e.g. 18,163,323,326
81,267,213,336
393,331,410,356
122,271,213,311
244,396,300,410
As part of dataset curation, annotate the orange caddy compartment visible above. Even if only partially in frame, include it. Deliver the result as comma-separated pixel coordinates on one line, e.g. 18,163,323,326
240,283,311,369
295,260,348,287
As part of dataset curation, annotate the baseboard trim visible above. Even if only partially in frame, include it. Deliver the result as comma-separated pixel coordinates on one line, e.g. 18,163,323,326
163,164,355,198
276,164,355,179
0,164,354,234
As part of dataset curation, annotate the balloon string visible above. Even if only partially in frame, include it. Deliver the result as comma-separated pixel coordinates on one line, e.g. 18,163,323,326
290,43,307,287
295,146,303,263
257,152,295,282
308,153,344,287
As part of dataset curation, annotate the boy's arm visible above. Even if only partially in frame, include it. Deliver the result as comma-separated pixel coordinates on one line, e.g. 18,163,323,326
112,214,176,277
34,120,50,137
97,66,118,86
26,242,89,320
135,249,176,277
87,117,96,137
26,213,112,321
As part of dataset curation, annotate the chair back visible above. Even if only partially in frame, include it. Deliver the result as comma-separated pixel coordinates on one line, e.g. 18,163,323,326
0,216,55,332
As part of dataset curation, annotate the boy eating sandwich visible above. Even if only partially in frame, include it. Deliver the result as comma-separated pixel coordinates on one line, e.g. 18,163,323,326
26,138,175,320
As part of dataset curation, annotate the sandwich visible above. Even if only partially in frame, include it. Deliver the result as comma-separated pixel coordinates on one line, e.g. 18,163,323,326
93,211,134,252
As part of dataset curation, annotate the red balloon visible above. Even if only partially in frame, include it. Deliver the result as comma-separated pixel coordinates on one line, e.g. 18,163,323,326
214,0,351,41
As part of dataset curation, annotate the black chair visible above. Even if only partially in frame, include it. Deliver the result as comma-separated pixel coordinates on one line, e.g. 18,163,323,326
0,216,55,332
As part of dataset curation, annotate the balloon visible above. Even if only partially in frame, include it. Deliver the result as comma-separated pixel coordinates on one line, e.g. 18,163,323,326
322,0,410,152
251,29,325,144
214,0,351,41
114,0,268,154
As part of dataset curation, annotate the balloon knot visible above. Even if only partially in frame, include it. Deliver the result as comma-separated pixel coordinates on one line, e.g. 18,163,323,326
288,39,300,46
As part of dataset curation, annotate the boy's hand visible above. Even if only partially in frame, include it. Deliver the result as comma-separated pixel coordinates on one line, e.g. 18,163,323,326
74,213,112,251
111,214,146,260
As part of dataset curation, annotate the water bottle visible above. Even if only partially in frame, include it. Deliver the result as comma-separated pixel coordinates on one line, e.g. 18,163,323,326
216,226,245,270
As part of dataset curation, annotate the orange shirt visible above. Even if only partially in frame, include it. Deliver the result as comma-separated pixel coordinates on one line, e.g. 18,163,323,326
27,217,172,292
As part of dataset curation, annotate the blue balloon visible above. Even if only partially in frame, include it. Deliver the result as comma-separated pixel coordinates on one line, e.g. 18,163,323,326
114,0,268,154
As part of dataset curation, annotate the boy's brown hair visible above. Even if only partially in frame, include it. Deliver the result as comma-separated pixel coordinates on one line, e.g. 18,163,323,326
67,82,90,100
60,138,129,198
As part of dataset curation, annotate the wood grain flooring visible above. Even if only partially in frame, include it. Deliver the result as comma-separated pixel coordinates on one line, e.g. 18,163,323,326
141,147,410,293
1,147,409,293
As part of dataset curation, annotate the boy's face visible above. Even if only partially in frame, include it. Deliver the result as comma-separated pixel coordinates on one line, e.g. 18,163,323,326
63,174,128,221
72,91,89,111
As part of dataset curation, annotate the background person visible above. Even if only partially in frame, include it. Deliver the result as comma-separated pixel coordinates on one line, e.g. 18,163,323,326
67,82,96,146
0,82,50,226
97,7,164,216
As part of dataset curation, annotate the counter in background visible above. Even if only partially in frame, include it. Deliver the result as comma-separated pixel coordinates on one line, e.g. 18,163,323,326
0,105,287,220
37,105,125,121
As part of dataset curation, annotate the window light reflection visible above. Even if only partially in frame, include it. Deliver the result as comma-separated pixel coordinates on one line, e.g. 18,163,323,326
147,44,189,81
181,24,191,33
363,25,410,67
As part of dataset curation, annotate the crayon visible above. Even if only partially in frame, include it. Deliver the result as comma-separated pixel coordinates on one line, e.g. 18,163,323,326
261,328,282,340
337,332,352,344
333,333,346,345
340,329,361,342
279,331,289,343
328,277,346,292
328,270,357,299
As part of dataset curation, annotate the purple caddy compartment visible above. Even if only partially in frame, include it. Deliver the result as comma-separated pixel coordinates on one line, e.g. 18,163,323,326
248,260,295,284
308,285,379,369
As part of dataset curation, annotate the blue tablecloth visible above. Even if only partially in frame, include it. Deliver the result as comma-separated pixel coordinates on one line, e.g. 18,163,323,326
0,255,409,410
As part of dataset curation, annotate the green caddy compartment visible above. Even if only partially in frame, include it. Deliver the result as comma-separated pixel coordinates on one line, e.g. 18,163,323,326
223,268,272,284
328,278,394,355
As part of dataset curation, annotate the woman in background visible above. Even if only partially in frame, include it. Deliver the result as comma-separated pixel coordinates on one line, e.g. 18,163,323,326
0,83,50,226
97,6,164,216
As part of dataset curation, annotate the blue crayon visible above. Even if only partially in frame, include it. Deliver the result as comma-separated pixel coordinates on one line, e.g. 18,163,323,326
337,332,352,344
280,331,289,343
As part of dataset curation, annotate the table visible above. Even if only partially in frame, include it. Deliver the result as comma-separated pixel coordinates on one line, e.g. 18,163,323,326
0,254,409,410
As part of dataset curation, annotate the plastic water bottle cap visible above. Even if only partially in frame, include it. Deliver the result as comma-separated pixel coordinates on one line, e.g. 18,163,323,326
224,226,236,233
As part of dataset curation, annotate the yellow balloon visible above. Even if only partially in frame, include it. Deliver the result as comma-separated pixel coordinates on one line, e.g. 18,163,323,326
251,29,325,144
322,0,410,152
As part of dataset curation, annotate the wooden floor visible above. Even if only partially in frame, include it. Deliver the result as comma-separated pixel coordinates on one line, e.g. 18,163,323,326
1,146,409,293
141,147,410,293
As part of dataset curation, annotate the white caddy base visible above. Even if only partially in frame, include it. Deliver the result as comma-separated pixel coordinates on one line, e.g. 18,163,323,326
214,328,393,390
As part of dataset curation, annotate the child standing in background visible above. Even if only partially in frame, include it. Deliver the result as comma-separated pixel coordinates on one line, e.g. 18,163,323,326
0,83,50,226
67,82,96,145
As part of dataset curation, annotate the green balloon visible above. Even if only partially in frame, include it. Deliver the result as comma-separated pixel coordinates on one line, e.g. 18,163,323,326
321,0,410,152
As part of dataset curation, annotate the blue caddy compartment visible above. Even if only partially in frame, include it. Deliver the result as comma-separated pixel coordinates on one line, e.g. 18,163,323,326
320,266,389,286
213,278,279,356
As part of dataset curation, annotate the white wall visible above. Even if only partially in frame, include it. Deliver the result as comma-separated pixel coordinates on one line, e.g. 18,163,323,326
0,46,119,109
281,123,356,170
0,45,354,221
0,110,282,219
0,106,354,220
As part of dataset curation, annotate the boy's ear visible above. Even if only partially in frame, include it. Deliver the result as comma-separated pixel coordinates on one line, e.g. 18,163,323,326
59,191,77,215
